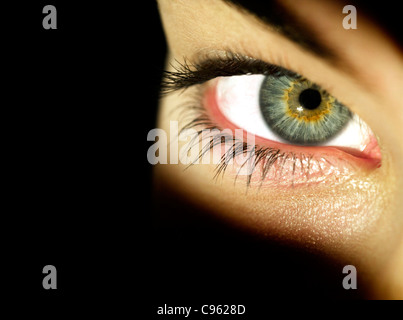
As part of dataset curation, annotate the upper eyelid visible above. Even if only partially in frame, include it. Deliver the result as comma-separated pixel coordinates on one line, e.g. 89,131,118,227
160,52,301,95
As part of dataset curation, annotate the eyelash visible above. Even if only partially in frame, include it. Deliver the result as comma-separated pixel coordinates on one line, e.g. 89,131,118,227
160,53,344,187
160,52,299,96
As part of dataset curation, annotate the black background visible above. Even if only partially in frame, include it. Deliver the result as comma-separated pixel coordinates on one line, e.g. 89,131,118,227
4,0,165,314
3,0,401,317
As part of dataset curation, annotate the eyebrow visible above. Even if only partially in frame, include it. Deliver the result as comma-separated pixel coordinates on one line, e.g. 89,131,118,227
224,0,338,60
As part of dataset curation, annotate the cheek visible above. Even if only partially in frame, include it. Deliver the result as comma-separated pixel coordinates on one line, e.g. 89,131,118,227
153,154,390,269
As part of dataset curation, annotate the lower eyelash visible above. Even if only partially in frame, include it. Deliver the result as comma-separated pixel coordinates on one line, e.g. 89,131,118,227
174,86,323,188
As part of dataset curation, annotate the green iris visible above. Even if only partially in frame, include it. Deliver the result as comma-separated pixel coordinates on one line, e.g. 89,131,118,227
259,74,352,145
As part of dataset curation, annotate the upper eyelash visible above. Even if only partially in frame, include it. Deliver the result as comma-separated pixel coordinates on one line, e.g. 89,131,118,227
160,52,300,96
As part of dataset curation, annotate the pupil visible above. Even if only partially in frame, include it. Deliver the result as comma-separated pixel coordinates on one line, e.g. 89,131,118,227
298,89,322,110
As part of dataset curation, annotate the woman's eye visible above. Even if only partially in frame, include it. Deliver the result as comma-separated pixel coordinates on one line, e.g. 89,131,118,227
212,74,377,155
160,55,382,182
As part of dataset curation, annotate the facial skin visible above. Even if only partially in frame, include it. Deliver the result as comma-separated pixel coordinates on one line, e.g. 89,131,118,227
155,0,403,299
